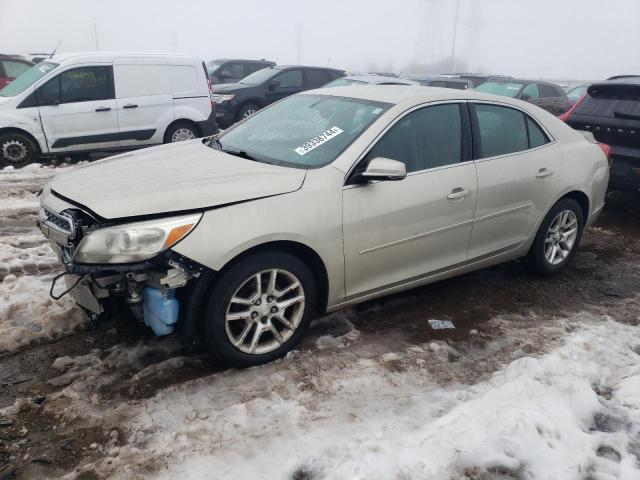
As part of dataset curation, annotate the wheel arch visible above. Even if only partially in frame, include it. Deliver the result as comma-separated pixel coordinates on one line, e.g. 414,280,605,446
235,98,264,120
557,189,590,219
0,127,43,154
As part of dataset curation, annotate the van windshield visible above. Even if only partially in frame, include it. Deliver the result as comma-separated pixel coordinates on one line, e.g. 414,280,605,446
211,94,390,168
0,61,59,97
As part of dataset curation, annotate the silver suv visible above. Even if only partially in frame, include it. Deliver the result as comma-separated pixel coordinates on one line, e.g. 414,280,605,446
39,86,609,367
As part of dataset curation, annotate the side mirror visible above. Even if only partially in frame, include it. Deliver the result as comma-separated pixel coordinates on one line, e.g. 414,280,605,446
361,157,406,182
269,79,281,90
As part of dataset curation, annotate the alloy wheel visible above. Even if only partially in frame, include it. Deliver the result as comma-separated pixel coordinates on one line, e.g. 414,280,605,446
242,108,257,118
225,268,305,355
544,209,578,266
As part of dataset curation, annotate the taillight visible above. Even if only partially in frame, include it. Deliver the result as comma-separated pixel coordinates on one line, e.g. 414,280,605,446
559,94,586,122
598,143,612,165
208,80,216,112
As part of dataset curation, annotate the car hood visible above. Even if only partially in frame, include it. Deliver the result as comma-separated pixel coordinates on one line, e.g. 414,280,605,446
212,82,257,93
48,140,306,220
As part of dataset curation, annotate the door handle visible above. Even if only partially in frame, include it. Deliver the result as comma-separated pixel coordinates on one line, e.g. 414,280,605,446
95,107,111,112
447,188,471,200
123,104,138,109
536,168,554,178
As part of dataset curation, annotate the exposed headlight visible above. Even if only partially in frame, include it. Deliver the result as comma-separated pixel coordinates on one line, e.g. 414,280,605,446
212,94,235,103
73,213,202,264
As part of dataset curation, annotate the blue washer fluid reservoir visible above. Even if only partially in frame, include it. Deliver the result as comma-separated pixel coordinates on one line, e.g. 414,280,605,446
143,287,179,336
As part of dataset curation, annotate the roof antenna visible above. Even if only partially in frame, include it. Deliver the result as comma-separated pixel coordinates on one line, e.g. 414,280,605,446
49,40,62,59
326,57,331,67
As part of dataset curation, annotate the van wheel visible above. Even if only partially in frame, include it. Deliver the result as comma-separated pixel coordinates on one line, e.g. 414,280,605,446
164,122,199,143
237,104,260,121
0,133,38,168
201,251,316,368
527,198,584,275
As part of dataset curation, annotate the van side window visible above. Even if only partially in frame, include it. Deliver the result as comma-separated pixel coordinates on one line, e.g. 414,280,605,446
364,104,462,173
474,104,528,158
38,66,113,105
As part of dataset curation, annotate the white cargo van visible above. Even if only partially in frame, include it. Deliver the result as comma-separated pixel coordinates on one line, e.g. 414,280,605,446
0,52,217,166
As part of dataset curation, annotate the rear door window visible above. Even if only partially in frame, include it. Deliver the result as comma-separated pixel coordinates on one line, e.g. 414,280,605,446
305,69,332,88
274,69,303,88
526,116,550,148
539,84,559,98
474,104,529,158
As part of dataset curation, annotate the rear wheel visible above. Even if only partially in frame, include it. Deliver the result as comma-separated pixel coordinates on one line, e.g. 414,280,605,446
201,251,316,367
0,132,38,168
164,122,198,143
527,198,584,275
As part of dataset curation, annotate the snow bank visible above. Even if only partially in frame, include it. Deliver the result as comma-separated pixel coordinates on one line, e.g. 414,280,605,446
71,315,639,479
0,274,86,353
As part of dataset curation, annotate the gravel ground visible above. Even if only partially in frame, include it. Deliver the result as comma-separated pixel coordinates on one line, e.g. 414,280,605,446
0,163,638,479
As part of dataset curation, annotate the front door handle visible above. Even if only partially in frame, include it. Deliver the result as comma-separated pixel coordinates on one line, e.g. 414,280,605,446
95,107,111,112
123,104,138,109
447,188,471,200
536,168,554,178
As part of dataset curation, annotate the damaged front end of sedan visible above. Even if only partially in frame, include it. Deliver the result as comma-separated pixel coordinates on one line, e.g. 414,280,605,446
38,199,206,337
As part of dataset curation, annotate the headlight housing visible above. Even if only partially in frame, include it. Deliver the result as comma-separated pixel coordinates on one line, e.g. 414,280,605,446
211,94,235,103
73,213,202,264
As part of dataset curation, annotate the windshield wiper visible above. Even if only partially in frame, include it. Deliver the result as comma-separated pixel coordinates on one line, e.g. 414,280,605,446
211,139,258,161
613,111,640,121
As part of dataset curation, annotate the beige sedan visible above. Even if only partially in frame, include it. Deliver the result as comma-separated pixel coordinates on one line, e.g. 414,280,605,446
39,86,609,367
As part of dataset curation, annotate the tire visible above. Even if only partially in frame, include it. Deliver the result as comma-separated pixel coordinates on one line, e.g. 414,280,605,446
164,122,199,143
201,251,316,368
236,104,260,122
0,132,38,168
527,198,585,275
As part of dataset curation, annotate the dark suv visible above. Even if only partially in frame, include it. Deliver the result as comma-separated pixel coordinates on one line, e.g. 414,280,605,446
564,78,640,192
207,59,275,84
476,79,572,116
212,65,345,128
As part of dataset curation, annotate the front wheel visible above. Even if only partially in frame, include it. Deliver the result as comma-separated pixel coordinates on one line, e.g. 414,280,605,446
201,252,316,367
0,133,38,168
527,198,584,275
237,104,260,122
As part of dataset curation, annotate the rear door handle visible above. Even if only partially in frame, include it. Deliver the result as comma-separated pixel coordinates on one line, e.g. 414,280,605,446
123,104,138,109
447,188,471,200
536,168,554,178
95,107,111,112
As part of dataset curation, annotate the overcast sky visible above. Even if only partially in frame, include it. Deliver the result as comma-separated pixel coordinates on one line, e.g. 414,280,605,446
1,0,638,81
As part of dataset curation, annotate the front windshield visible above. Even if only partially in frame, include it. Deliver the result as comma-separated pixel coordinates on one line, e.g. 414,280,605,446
239,67,278,85
476,81,525,98
214,94,390,168
0,61,58,97
324,78,368,87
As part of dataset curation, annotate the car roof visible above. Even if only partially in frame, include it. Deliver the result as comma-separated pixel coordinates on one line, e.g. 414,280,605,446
50,51,203,65
306,84,526,106
0,54,32,63
601,76,640,85
341,74,417,85
277,65,345,73
210,58,275,64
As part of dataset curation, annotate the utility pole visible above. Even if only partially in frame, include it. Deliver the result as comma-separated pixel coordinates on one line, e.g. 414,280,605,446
93,23,99,50
450,0,461,71
296,26,302,64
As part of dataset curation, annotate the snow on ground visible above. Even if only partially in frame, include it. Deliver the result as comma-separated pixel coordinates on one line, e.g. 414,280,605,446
0,164,86,353
47,311,640,480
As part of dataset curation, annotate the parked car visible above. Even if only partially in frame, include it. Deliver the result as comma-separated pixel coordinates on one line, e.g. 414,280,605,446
21,53,53,64
0,55,32,89
324,74,418,87
562,77,640,192
39,86,609,367
0,52,217,167
206,59,275,84
211,65,345,128
475,79,572,116
566,84,589,105
400,74,472,90
446,74,512,88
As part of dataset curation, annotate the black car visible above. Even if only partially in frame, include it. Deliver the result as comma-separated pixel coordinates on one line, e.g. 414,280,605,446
445,74,512,88
475,79,572,116
207,59,276,84
212,65,345,128
564,78,640,192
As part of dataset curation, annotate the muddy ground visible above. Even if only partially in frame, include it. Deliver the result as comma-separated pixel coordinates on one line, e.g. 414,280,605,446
0,165,638,479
